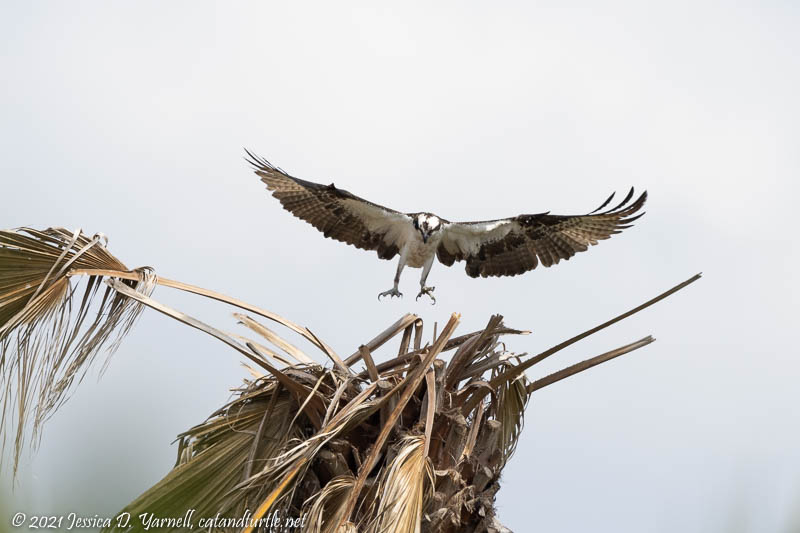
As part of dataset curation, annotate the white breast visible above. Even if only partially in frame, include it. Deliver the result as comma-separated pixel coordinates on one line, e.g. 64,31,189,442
402,232,442,268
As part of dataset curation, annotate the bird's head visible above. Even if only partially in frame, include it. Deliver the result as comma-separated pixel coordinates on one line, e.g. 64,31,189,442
413,213,442,243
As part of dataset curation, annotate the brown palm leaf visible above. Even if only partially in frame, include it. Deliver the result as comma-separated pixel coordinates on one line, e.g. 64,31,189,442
0,225,701,532
0,227,154,475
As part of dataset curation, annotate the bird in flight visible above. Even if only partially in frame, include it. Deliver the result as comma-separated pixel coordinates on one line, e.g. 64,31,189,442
247,151,646,304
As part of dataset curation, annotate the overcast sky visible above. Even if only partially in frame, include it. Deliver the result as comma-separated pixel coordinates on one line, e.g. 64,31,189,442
2,2,799,532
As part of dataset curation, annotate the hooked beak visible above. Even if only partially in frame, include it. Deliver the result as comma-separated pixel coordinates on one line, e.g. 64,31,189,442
422,232,429,243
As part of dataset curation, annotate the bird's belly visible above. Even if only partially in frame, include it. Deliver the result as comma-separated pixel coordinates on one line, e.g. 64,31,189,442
404,239,437,268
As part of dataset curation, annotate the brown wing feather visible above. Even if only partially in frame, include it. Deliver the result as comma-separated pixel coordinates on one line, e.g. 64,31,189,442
246,150,408,260
438,188,647,278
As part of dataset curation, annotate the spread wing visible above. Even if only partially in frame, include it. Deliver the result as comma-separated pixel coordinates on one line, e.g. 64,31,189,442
247,150,413,260
437,188,647,278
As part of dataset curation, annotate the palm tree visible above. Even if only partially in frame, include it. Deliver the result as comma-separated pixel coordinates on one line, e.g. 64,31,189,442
0,226,699,532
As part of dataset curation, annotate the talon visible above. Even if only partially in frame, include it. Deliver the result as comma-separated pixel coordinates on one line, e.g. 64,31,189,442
378,287,403,300
416,286,436,304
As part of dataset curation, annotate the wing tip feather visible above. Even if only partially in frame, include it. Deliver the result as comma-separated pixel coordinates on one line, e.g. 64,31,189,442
243,148,291,178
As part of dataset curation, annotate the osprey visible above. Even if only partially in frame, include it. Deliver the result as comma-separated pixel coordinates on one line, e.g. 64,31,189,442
247,151,646,303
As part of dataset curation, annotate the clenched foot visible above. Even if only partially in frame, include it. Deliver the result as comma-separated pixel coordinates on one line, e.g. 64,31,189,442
416,286,436,304
378,287,403,300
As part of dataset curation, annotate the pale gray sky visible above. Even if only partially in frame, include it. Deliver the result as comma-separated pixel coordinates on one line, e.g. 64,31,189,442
2,2,799,532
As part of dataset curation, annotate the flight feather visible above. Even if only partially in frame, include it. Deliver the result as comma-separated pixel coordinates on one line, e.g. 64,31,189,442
437,188,647,278
247,150,411,260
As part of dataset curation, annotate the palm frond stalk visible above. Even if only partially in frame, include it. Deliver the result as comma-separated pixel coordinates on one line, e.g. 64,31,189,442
0,227,701,532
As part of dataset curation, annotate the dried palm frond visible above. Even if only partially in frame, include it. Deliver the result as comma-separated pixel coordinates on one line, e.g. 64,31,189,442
362,435,434,533
303,474,355,533
114,378,308,528
0,227,354,476
100,277,696,533
1,225,701,532
490,370,528,467
0,227,154,475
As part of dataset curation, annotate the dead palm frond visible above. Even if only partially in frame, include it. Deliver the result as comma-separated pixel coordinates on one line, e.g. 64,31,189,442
117,377,308,524
0,226,351,477
303,474,356,533
0,227,154,475
363,435,434,533
0,226,701,532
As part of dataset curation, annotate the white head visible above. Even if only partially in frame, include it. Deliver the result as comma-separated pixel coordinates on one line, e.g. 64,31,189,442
412,213,442,243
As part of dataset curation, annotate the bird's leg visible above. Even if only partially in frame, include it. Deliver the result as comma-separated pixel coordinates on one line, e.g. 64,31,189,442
378,257,405,300
416,256,436,304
